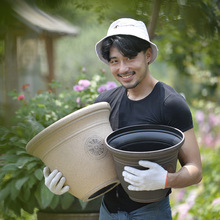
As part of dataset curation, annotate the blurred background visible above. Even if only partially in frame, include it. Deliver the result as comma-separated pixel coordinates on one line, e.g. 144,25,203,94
0,0,219,124
0,0,219,219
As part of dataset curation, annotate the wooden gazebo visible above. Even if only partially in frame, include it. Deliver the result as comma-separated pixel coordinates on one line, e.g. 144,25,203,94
0,0,79,125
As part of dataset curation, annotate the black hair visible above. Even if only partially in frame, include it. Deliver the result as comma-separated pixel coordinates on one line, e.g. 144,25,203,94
101,35,151,62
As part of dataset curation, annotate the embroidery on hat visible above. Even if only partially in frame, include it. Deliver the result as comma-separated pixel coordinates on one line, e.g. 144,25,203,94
113,24,135,29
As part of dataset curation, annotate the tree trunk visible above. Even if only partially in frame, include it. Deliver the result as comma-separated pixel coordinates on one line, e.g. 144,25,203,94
147,0,162,39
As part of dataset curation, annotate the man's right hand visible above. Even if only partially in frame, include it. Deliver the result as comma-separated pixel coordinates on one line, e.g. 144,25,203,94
43,167,70,195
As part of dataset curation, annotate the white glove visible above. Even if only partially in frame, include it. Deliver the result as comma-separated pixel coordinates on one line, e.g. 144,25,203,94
43,167,70,195
122,160,168,191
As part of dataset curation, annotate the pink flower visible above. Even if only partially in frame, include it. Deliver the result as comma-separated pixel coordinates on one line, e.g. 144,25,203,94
106,81,117,90
17,94,25,100
175,203,193,220
98,85,107,93
73,85,84,92
186,190,197,206
78,79,91,88
209,113,220,126
73,79,91,92
98,81,117,93
215,133,220,147
195,110,205,124
176,189,186,202
203,133,214,147
173,190,197,220
76,97,81,104
208,113,216,126
212,197,220,206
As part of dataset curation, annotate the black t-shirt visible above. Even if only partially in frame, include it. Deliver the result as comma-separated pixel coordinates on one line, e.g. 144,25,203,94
95,81,193,213
118,81,193,132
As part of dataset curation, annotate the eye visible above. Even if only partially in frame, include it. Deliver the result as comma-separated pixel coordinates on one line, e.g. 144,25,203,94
109,59,118,64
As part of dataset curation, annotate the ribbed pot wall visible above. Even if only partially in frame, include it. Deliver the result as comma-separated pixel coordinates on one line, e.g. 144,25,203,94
105,124,185,203
26,102,119,202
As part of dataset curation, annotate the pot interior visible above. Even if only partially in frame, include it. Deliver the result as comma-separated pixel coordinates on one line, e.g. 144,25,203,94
107,124,184,153
117,141,171,152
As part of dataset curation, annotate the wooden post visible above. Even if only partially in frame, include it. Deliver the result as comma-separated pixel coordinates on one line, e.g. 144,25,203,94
44,36,55,89
5,29,19,92
3,28,19,124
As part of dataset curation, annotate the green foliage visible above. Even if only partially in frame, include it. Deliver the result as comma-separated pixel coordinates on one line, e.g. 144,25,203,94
41,0,220,104
172,148,220,220
190,148,220,219
171,102,220,219
154,0,220,103
33,0,220,103
0,72,115,218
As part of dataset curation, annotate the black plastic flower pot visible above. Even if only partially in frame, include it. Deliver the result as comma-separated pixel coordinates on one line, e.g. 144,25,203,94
105,124,185,203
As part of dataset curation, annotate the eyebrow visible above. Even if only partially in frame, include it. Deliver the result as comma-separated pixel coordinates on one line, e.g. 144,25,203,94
109,56,117,60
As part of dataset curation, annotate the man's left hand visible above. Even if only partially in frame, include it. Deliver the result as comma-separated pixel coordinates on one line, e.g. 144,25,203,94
122,160,168,191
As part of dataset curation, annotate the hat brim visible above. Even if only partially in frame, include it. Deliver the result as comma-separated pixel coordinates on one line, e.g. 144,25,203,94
95,34,158,65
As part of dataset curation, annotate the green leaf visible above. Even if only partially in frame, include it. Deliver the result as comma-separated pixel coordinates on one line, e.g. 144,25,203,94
15,177,29,190
16,156,36,168
4,198,22,216
40,185,55,209
37,104,45,108
49,194,60,209
26,161,38,170
21,193,38,214
79,199,88,210
10,182,20,200
16,150,27,156
27,175,37,188
0,184,11,202
60,193,75,210
34,169,43,180
1,163,17,173
23,187,31,202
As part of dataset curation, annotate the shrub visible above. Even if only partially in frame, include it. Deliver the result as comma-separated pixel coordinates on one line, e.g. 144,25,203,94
0,71,117,218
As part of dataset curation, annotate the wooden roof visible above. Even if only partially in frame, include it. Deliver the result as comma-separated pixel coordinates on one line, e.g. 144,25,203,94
10,0,79,36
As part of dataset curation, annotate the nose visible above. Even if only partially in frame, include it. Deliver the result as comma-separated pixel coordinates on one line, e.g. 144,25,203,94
118,61,129,74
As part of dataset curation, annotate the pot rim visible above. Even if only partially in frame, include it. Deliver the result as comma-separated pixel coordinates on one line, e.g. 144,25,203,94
105,124,185,155
26,102,110,152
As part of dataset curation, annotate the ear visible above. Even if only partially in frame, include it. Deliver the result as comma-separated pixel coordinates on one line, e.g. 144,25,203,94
145,48,152,64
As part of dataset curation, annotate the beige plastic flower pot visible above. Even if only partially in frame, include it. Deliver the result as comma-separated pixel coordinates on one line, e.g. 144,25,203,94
105,124,185,203
26,102,119,201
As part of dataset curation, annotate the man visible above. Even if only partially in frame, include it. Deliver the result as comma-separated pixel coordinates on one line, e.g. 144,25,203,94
43,18,202,219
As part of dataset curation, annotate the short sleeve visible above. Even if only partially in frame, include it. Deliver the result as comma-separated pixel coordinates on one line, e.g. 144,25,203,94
163,94,193,132
94,86,125,130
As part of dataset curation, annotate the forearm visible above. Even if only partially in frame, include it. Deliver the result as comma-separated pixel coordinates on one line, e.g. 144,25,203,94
166,164,202,189
166,128,203,189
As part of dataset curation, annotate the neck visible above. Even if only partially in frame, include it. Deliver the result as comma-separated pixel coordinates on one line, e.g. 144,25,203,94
127,75,158,101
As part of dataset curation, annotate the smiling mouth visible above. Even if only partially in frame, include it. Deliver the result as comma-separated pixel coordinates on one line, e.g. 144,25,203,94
119,72,135,79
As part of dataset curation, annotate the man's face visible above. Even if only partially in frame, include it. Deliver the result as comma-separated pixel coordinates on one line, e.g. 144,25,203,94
108,47,151,90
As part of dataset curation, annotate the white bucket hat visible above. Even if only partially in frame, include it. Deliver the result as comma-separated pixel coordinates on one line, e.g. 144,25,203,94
95,18,158,65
